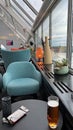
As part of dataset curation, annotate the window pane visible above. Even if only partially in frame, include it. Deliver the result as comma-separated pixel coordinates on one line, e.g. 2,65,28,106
37,25,42,46
51,0,68,61
34,26,42,48
27,0,43,12
0,6,3,17
34,30,38,46
10,0,33,26
43,16,49,42
15,0,36,20
13,18,25,36
3,10,13,26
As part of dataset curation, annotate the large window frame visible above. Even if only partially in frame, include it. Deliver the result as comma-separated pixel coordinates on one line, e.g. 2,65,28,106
67,0,72,68
51,0,68,61
34,0,73,69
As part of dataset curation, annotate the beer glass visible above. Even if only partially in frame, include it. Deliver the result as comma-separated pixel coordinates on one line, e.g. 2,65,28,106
47,95,59,129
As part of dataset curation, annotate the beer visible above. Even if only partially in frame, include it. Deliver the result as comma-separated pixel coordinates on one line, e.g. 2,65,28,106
47,96,59,129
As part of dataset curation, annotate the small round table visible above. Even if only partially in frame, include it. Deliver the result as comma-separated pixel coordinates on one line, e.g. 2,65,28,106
0,99,63,130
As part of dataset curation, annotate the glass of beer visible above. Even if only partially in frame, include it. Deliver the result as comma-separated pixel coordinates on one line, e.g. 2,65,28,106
47,95,59,129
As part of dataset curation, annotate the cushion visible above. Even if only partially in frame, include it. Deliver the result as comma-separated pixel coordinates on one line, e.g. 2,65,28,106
7,78,39,96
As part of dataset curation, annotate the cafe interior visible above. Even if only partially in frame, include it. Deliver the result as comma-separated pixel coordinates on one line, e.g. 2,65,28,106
0,0,73,130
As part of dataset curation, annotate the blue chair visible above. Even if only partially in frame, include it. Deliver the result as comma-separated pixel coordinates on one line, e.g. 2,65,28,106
3,61,42,96
1,49,31,70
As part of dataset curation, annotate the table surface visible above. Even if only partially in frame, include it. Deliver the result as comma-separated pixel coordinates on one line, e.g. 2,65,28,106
0,99,63,130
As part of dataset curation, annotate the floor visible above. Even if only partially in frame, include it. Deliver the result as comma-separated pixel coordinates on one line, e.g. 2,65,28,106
0,89,45,111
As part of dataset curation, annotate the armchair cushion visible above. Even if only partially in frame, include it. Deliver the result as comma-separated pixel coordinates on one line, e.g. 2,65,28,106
7,78,39,96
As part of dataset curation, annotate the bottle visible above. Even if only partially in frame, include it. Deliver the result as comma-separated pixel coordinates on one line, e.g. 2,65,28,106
44,36,52,64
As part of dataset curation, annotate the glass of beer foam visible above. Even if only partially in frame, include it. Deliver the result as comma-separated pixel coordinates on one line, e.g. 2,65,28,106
47,95,59,129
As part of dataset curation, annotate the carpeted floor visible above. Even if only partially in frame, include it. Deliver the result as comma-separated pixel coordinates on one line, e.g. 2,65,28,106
0,90,44,111
0,94,33,111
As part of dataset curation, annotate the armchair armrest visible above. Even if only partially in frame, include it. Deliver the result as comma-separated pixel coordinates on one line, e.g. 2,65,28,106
33,70,42,85
3,72,13,90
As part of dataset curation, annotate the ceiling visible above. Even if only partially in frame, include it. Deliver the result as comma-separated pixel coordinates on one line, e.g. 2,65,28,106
0,0,44,43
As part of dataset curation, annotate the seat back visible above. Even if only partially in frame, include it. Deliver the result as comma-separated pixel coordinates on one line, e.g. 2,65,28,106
1,49,31,70
6,61,41,84
7,61,37,77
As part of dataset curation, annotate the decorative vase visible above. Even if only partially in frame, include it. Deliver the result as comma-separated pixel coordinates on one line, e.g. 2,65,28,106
44,36,52,64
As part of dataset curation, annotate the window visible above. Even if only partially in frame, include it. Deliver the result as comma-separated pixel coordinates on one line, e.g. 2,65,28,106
51,0,68,61
43,16,49,42
10,0,33,26
27,0,43,12
34,30,38,47
37,25,42,46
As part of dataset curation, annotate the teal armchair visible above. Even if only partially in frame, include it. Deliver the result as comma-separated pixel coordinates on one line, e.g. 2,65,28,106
1,49,31,70
3,61,42,96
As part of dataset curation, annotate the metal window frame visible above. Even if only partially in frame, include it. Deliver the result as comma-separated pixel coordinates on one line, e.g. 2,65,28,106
11,4,32,27
67,0,72,67
23,0,38,15
11,0,34,23
0,4,27,42
0,4,14,26
34,0,70,65
5,0,11,7
32,0,60,31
